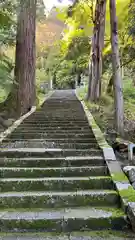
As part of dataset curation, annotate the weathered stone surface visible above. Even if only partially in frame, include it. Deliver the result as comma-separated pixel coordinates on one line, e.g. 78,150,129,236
0,190,118,208
132,182,135,190
0,235,134,240
127,202,135,232
0,166,108,178
3,119,15,128
123,166,135,184
0,110,8,118
0,207,127,231
129,169,135,183
0,176,113,192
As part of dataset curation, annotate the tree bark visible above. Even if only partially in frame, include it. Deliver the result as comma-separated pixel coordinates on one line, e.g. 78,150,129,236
110,0,124,135
107,75,113,95
3,0,37,116
87,0,106,101
15,0,37,116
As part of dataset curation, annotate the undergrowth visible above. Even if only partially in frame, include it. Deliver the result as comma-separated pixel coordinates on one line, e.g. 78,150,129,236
77,78,135,143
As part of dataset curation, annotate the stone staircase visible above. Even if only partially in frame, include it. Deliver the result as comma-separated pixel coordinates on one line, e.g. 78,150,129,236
0,90,132,238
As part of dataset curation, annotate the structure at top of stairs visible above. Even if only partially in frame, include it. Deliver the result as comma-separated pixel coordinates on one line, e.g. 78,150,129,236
0,90,134,239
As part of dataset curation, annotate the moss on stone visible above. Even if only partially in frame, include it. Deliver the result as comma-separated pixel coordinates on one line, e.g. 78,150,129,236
120,186,135,202
111,172,128,182
72,230,135,238
94,207,125,218
0,230,134,238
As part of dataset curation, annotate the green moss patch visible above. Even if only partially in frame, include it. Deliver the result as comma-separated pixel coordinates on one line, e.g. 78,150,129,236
72,230,135,238
120,186,135,202
112,172,128,182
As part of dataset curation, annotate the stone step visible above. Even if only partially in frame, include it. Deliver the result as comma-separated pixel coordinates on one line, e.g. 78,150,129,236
12,129,94,134
23,121,88,124
0,190,119,209
0,176,113,192
0,156,105,167
22,120,88,124
3,138,97,144
8,133,95,139
28,112,86,115
1,142,100,150
17,126,91,131
0,148,103,157
24,116,88,119
21,122,90,126
0,207,127,231
19,124,91,128
0,166,108,178
31,113,84,116
26,118,88,121
0,232,133,240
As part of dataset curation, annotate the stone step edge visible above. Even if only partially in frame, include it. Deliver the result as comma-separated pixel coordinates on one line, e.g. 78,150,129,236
0,156,103,160
0,148,102,153
0,166,106,170
0,207,127,231
3,138,97,141
0,231,133,239
0,176,111,182
0,206,126,220
0,189,117,197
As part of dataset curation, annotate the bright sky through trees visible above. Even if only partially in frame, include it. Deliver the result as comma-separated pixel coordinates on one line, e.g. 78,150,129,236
43,0,70,11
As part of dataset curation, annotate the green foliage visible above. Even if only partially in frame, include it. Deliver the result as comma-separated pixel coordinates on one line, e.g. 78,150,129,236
123,79,135,101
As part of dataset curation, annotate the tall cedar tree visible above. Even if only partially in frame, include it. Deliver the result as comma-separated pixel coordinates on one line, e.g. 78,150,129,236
14,0,37,115
110,0,124,135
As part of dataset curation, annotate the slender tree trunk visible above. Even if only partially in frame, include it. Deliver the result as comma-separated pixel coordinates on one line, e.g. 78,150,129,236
107,75,113,95
110,0,124,135
87,0,106,101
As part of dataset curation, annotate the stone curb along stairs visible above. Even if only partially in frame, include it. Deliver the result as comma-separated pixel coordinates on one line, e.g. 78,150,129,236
76,90,135,232
0,89,134,238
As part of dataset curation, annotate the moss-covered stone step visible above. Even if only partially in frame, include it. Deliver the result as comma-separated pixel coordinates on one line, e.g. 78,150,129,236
3,138,97,144
0,142,100,150
17,126,91,131
0,176,113,192
26,116,88,120
22,120,89,125
9,133,94,140
13,127,92,132
0,231,134,240
0,156,105,168
0,149,103,157
23,120,88,125
12,130,93,135
0,166,108,178
0,190,119,208
20,122,91,127
0,207,128,232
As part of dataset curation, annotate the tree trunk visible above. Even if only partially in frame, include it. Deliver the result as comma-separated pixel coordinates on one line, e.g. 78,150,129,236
4,0,37,117
107,75,113,95
110,0,124,135
76,72,81,87
87,0,106,101
15,0,37,116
